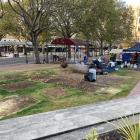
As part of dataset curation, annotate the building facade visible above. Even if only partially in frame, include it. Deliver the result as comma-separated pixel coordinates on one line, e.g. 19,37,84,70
121,6,140,48
133,6,140,42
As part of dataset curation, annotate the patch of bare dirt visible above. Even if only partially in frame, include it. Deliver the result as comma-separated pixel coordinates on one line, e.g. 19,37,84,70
32,68,124,92
31,75,51,82
31,68,83,82
1,81,33,91
0,96,35,117
43,75,123,92
97,75,123,86
45,77,97,92
61,69,83,80
43,88,66,98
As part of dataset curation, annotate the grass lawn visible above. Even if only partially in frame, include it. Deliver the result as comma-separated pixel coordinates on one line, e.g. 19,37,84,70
0,65,139,120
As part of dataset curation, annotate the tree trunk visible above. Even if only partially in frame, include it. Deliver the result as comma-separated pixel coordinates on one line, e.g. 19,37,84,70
66,35,72,60
100,39,103,56
46,46,49,63
86,40,89,57
67,45,71,60
0,50,2,57
109,43,112,51
31,33,40,64
94,46,97,57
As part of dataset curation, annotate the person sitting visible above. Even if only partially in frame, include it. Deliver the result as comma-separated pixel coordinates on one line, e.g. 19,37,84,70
101,54,109,64
84,64,96,82
107,61,116,72
92,59,102,74
93,58,117,74
92,58,103,69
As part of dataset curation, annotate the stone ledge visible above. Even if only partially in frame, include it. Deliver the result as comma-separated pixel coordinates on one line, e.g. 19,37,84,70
45,114,140,140
0,95,140,140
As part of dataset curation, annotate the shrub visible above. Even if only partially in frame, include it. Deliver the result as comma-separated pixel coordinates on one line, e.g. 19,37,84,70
85,129,98,140
117,117,140,140
86,117,140,140
60,61,68,68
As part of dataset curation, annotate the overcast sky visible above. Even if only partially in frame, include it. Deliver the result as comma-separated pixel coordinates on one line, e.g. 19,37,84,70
123,0,140,6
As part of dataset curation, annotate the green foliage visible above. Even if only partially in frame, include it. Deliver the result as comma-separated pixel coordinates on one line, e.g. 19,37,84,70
0,2,22,40
1,0,134,58
8,0,53,63
52,0,79,38
76,0,133,54
85,129,98,140
60,61,68,68
0,89,11,97
85,117,140,140
115,117,140,140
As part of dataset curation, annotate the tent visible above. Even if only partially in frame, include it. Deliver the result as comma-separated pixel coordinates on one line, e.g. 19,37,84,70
0,40,25,46
126,43,140,52
51,38,89,62
51,38,88,46
0,40,32,47
110,49,123,54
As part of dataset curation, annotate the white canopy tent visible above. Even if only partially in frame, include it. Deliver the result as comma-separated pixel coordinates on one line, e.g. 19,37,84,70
0,40,32,47
110,49,123,54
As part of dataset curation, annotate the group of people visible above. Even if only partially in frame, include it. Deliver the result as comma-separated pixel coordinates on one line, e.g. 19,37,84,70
121,52,140,68
83,51,140,82
109,52,140,68
53,55,66,62
84,55,116,82
83,51,140,68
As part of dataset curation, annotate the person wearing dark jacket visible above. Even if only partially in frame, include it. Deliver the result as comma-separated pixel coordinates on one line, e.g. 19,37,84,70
137,53,140,68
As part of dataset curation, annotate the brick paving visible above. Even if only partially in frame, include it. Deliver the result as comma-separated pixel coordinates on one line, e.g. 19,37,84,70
129,81,140,96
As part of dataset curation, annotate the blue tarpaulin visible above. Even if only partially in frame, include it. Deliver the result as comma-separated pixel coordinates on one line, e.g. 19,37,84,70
127,43,140,52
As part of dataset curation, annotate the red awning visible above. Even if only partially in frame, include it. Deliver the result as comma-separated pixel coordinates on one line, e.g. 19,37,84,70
51,38,88,46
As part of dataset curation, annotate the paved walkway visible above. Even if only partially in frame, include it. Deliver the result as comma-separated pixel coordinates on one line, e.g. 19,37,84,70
129,81,140,96
0,95,140,140
0,64,58,73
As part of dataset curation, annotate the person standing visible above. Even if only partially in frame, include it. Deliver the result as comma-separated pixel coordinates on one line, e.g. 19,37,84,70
137,53,140,68
83,55,88,64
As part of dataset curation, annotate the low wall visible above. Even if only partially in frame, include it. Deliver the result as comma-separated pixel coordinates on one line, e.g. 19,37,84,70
0,95,140,140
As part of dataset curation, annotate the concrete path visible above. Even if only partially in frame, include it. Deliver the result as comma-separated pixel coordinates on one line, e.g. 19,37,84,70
0,55,48,66
0,95,140,140
0,64,58,73
129,81,140,96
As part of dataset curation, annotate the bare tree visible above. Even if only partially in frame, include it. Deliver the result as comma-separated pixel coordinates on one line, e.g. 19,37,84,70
8,0,53,63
